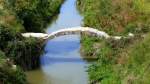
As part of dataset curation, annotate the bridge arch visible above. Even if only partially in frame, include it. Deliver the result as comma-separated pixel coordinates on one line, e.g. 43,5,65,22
22,27,134,40
45,27,110,40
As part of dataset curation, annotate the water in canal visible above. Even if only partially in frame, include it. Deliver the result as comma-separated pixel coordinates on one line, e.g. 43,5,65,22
26,0,89,84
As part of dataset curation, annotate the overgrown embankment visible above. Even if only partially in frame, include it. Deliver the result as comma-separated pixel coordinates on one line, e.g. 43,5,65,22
77,0,150,35
77,0,150,83
0,0,64,83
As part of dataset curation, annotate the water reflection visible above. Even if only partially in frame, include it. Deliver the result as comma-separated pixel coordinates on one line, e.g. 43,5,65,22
41,35,85,65
40,35,88,84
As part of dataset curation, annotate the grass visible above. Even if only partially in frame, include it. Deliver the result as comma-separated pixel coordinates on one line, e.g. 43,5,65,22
77,0,150,35
78,0,150,83
84,32,150,84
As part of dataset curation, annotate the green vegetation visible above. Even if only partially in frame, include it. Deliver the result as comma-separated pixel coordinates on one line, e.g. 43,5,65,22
77,0,150,35
0,0,64,83
10,0,64,32
78,0,150,83
85,34,150,84
0,50,28,84
0,0,64,32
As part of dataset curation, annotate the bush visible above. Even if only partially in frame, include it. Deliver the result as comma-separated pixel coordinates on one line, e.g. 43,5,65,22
0,64,28,84
0,50,28,84
10,0,64,32
0,26,20,50
0,26,43,70
5,38,43,70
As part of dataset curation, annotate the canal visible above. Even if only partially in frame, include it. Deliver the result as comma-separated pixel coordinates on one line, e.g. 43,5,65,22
26,0,89,84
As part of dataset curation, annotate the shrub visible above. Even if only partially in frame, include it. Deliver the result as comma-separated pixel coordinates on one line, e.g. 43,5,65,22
5,38,43,70
0,63,28,84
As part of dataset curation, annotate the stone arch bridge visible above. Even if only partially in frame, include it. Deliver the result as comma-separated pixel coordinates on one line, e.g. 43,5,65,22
22,27,134,40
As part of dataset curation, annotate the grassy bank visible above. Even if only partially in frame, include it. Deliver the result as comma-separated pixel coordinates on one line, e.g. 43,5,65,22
0,0,64,83
77,0,150,83
77,0,150,35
